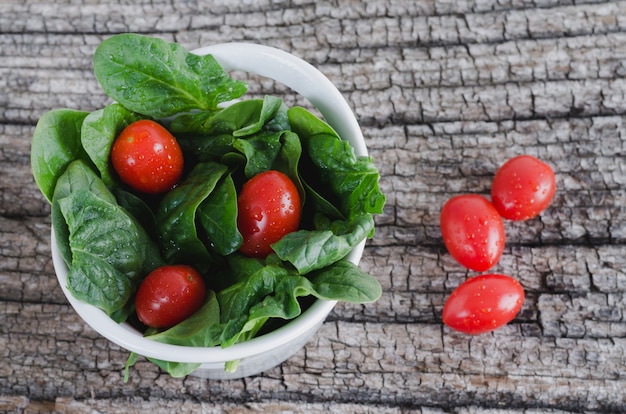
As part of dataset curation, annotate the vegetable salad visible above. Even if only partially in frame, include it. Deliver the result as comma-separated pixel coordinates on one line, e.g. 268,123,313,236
31,34,385,378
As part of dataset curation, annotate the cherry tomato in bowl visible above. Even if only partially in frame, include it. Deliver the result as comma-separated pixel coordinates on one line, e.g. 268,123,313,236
442,273,524,335
440,194,505,272
237,170,301,258
111,119,184,194
135,265,206,329
491,155,556,221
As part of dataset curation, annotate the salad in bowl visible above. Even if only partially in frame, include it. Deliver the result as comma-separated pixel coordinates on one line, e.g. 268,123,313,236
31,34,385,380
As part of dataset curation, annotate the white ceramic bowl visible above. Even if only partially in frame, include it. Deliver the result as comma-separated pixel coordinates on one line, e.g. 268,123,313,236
51,43,367,379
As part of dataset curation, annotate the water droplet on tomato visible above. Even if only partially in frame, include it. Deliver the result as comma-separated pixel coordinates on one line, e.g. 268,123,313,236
251,207,263,221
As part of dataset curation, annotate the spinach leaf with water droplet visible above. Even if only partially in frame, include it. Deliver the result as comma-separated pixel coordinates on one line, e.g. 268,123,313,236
93,33,247,119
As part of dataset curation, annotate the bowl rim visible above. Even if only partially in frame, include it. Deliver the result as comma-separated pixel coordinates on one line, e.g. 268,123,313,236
51,42,367,364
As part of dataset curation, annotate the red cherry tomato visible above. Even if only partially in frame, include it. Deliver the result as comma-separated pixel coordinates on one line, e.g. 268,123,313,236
237,170,301,258
440,194,505,272
135,265,205,329
491,155,556,221
443,274,525,335
111,119,184,194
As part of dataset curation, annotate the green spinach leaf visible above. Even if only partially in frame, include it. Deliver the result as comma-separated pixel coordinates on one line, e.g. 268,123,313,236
217,255,381,347
93,33,247,118
52,160,117,266
170,96,285,137
216,263,287,347
197,173,242,256
245,274,313,322
31,109,90,203
143,290,222,346
168,111,214,135
271,214,375,275
234,131,282,177
234,130,304,200
301,178,345,221
178,134,236,164
232,95,285,137
110,187,160,241
214,253,266,289
307,260,382,303
81,103,143,186
288,106,385,219
156,162,228,271
126,291,222,379
58,188,162,321
217,265,285,325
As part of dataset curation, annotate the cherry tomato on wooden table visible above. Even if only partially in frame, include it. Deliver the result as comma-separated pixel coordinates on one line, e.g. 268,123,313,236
442,273,525,335
491,155,556,221
440,194,505,272
111,119,184,194
135,265,206,329
237,170,301,258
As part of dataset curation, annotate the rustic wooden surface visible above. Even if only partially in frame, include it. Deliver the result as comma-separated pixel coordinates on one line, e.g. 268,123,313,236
2,0,626,412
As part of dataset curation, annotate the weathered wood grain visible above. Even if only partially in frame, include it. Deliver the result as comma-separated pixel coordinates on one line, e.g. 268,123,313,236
1,0,625,412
